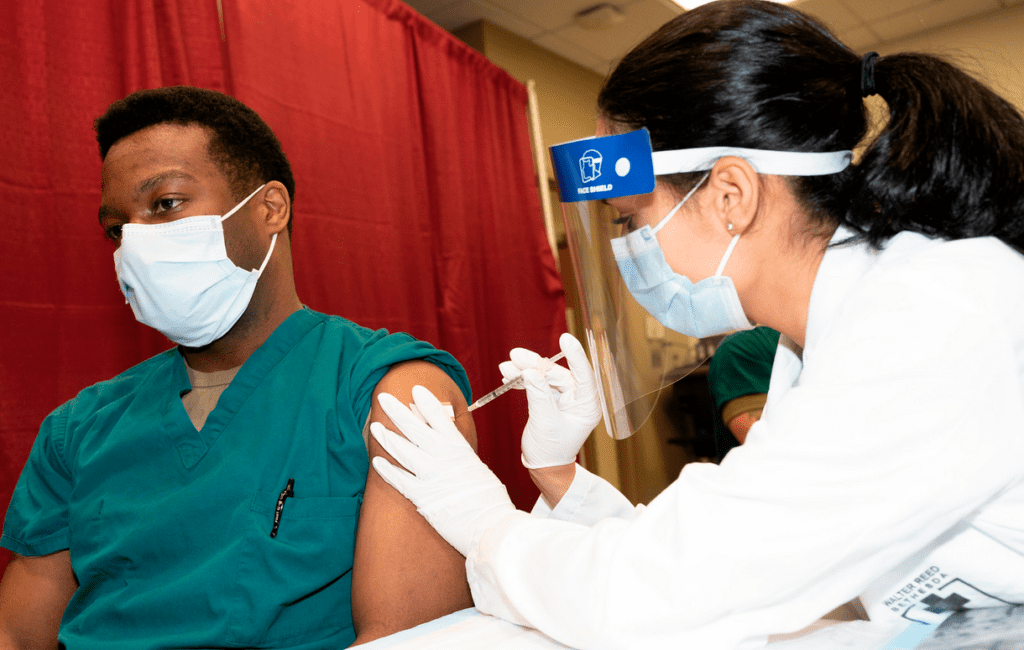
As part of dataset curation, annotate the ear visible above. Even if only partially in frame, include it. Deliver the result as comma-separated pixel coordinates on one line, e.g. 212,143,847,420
258,181,291,236
702,157,759,234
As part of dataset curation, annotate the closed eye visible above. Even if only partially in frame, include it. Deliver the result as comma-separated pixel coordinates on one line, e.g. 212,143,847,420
612,214,637,233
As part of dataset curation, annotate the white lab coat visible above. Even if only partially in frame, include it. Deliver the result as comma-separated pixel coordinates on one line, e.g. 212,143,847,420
466,227,1024,649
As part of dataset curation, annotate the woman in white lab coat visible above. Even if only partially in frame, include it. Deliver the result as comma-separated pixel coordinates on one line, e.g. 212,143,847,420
369,1,1024,647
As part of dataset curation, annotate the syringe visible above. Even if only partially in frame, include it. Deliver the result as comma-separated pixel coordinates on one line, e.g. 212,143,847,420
466,351,566,412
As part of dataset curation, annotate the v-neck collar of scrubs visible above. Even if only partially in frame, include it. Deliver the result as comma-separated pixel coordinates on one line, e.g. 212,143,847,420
164,308,323,468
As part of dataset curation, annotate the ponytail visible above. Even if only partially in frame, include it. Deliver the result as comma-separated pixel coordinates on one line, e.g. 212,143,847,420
843,54,1024,248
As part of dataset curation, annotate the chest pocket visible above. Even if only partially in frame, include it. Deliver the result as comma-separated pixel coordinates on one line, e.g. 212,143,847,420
227,491,361,647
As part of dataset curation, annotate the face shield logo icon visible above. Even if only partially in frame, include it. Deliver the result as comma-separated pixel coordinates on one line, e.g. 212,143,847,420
580,149,603,183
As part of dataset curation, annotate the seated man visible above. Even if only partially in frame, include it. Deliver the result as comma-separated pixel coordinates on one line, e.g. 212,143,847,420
707,326,780,460
0,86,475,648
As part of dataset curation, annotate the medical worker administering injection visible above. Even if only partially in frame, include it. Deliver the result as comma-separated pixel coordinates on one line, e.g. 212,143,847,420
370,0,1024,647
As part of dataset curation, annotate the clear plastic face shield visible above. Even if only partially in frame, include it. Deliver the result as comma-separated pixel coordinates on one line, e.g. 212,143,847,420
549,129,852,439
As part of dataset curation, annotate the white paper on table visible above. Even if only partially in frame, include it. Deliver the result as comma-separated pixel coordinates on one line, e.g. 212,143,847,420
360,608,573,650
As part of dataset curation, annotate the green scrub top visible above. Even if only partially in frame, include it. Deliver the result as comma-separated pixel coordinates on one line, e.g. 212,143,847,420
707,326,780,460
2,308,471,650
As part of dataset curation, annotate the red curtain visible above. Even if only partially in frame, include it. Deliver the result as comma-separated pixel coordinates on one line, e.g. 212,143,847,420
1,0,564,576
0,0,227,576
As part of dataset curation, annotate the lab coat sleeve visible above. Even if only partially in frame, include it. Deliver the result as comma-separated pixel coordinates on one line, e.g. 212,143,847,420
530,464,643,526
466,275,1024,650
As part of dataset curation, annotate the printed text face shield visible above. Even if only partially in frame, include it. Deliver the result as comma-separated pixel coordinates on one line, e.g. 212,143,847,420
550,129,853,439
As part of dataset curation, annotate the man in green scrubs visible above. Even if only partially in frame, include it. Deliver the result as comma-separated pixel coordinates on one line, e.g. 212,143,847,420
0,87,478,648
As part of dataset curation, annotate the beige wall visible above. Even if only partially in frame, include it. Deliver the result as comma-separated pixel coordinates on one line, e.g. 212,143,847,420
871,4,1024,112
868,4,1024,111
455,21,605,159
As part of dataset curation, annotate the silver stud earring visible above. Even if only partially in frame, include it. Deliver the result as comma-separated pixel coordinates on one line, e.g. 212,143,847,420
727,223,734,232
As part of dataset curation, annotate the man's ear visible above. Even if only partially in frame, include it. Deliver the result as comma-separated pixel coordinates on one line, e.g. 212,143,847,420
260,181,291,236
703,157,760,234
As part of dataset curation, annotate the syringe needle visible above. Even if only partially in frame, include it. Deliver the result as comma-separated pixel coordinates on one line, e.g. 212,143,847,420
467,351,566,412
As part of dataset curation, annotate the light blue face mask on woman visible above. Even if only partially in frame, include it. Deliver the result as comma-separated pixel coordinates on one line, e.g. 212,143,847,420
610,173,750,338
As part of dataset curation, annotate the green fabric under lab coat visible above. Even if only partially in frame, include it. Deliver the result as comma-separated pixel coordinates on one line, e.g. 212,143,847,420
1,307,471,649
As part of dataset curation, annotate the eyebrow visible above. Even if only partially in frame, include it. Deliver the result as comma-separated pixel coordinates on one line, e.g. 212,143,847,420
98,170,198,223
135,170,197,196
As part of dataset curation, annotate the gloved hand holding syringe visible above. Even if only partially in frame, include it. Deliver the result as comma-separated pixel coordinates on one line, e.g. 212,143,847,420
466,351,566,412
467,333,602,469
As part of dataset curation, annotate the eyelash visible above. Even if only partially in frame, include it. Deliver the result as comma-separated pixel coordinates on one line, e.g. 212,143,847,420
612,214,636,231
104,225,123,242
155,197,183,212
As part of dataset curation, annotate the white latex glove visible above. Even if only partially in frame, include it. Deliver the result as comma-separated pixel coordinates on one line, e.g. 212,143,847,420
499,332,602,469
370,385,516,557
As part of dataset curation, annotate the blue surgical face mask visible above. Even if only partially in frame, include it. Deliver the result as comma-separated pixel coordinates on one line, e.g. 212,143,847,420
113,185,274,347
610,175,752,338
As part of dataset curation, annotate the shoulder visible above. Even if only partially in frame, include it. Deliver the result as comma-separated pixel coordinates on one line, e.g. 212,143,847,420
63,349,178,419
714,327,780,362
812,236,1024,381
311,310,437,358
38,349,178,460
308,310,472,402
848,235,1024,331
709,327,779,379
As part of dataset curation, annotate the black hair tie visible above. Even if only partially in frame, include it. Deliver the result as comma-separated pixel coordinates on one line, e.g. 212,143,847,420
861,51,879,97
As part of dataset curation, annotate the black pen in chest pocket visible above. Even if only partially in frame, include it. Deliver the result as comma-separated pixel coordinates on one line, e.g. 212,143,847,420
270,478,295,538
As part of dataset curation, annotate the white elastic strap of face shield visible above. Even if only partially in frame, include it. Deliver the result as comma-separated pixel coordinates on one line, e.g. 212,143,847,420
649,147,851,277
652,147,853,176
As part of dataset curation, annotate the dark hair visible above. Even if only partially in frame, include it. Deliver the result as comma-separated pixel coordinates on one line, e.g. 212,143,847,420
95,86,296,234
598,0,1024,249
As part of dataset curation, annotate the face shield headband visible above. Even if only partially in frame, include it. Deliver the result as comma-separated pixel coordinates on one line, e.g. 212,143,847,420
549,128,851,439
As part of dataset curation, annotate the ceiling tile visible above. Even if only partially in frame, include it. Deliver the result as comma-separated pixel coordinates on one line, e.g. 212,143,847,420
870,0,1001,42
401,0,463,16
531,33,613,75
554,0,679,63
418,1,485,31
796,0,864,31
482,0,594,32
428,0,547,37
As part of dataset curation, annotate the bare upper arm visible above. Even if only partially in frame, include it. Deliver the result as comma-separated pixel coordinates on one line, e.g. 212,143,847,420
0,551,76,650
726,409,763,445
350,360,477,645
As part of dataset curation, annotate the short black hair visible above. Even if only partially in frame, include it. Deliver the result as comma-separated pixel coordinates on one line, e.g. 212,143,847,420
95,86,296,234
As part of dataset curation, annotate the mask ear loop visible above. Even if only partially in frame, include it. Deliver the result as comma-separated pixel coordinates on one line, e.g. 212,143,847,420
650,172,710,235
220,184,267,222
256,233,278,274
219,184,276,273
715,234,741,277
